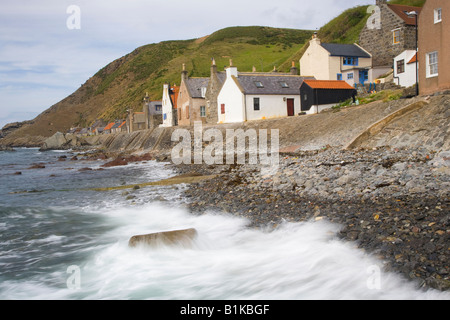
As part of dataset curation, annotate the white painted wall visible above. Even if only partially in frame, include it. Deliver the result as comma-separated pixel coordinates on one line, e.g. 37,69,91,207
394,50,418,88
217,70,245,123
245,95,300,120
161,84,173,127
300,37,330,79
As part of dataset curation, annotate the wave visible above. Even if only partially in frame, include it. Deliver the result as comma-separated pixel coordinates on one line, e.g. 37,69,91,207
2,203,448,300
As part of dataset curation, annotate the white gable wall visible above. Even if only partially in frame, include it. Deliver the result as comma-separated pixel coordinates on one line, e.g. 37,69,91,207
217,75,245,123
300,38,331,80
394,50,418,88
161,84,173,127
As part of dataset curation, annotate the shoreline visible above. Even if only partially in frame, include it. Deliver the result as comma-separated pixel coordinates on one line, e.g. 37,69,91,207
173,146,450,292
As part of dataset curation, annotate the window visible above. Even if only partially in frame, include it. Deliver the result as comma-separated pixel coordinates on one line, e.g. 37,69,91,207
347,73,354,80
337,74,343,80
253,98,260,111
279,81,289,88
200,106,206,117
201,87,207,98
393,29,401,44
397,59,405,74
426,51,439,78
435,8,442,23
343,57,359,66
254,81,264,88
155,105,162,112
221,104,225,114
163,113,167,121
186,106,190,119
178,109,182,120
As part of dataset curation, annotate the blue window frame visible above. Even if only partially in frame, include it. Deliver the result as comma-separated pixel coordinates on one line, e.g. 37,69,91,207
337,73,343,80
343,57,359,66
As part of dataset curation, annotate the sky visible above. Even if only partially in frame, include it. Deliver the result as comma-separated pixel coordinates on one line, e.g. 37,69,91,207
0,0,373,129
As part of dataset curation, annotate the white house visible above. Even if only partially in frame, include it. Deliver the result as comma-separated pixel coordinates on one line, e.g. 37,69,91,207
161,83,179,127
300,34,376,87
217,65,312,124
393,50,418,88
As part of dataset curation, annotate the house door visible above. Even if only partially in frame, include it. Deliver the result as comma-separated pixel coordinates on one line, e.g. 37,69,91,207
287,99,295,117
359,70,368,85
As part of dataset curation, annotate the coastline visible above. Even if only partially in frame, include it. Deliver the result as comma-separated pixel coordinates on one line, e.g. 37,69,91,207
173,146,450,292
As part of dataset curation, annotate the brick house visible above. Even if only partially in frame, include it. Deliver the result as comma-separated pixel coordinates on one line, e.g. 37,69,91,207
360,0,422,73
418,0,450,95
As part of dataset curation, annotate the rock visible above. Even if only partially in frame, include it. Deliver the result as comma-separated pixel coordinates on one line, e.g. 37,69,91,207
128,228,198,248
28,163,46,169
40,132,68,151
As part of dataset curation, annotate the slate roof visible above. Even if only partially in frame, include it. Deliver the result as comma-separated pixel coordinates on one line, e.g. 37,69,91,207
236,74,314,95
321,43,371,58
186,77,210,98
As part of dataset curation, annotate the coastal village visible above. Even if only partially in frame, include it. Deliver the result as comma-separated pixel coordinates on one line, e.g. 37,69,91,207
69,0,449,137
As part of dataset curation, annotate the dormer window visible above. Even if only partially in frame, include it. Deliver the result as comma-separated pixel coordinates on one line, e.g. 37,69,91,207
254,81,264,88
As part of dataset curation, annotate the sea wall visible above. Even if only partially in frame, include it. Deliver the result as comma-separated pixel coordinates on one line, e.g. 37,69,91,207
94,94,449,156
33,93,449,156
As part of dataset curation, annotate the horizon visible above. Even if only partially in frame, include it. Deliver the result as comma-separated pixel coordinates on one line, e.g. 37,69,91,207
0,0,372,129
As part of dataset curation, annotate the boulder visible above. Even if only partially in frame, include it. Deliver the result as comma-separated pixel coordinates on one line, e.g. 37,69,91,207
128,228,198,248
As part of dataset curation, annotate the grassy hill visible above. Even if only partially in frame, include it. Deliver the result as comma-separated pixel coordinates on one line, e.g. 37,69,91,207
0,0,425,146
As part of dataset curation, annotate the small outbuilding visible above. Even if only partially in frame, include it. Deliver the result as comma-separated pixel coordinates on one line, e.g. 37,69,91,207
300,80,357,114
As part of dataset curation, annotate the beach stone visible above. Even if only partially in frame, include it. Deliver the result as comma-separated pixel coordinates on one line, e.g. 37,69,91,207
128,228,198,248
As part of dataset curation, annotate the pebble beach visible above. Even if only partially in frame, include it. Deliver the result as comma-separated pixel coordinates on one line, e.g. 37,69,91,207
177,146,450,291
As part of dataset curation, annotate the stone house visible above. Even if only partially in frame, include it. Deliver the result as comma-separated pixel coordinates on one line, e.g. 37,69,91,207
217,63,311,124
300,34,373,86
127,94,162,132
418,0,450,95
177,64,210,126
204,58,226,124
359,0,422,73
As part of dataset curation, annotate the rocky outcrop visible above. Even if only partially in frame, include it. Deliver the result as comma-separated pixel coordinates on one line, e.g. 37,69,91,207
128,229,198,248
39,132,110,151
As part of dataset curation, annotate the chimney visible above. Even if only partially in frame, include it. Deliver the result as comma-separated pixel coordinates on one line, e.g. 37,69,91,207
252,66,257,72
310,32,321,46
211,58,217,75
181,63,188,82
290,61,299,75
226,61,238,78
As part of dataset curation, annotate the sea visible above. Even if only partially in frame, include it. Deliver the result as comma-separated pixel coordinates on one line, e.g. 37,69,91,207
0,148,448,301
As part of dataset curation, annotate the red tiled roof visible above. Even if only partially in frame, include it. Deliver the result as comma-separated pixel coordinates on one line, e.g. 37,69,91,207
104,122,115,130
118,121,126,128
387,4,422,26
408,52,418,64
303,80,354,90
